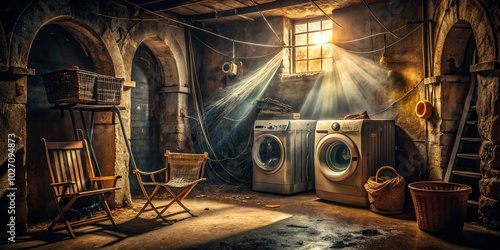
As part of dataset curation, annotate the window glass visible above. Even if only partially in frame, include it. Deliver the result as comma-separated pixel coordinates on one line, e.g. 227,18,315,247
308,59,322,72
308,21,321,31
296,34,307,46
322,20,333,30
295,23,307,33
322,44,333,57
323,30,333,43
308,45,321,59
296,61,307,73
295,47,307,60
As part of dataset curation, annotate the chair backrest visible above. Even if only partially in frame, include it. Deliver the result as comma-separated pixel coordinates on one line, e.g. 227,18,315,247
42,138,96,196
164,150,208,182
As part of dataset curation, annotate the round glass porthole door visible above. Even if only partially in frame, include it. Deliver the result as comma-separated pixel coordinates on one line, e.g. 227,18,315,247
315,134,359,181
252,134,285,174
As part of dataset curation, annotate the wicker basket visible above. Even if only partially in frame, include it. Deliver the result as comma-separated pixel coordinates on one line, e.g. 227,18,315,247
41,69,97,104
364,166,405,214
408,181,471,233
94,75,124,105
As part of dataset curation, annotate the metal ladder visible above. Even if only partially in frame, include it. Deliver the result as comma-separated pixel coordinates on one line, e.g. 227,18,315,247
443,77,481,206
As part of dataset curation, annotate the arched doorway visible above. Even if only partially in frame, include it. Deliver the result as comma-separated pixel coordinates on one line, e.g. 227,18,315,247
130,43,162,195
27,23,96,221
438,20,481,207
432,0,500,227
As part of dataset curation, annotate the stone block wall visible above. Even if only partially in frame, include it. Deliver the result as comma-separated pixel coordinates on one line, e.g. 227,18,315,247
1,0,190,227
477,73,500,230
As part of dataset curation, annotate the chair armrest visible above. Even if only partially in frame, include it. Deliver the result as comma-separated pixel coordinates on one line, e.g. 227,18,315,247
50,181,76,200
133,168,167,175
90,175,122,188
90,176,122,182
50,181,76,187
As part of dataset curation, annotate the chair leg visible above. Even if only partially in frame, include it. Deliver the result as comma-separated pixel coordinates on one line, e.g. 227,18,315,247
64,220,76,239
135,185,171,223
49,197,78,238
161,185,197,217
101,199,117,228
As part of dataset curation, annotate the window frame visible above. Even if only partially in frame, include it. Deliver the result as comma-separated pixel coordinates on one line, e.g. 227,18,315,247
292,17,333,74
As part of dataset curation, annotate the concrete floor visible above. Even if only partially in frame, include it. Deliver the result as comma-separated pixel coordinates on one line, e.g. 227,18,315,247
2,184,500,249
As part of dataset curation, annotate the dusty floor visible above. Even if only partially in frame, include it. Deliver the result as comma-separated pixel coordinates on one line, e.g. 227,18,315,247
2,183,500,249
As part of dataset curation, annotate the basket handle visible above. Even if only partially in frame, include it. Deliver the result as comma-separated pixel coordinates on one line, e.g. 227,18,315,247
375,166,399,182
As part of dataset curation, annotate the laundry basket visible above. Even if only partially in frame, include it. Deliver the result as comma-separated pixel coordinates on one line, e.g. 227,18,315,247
94,74,124,105
364,166,405,214
408,181,471,233
41,68,97,104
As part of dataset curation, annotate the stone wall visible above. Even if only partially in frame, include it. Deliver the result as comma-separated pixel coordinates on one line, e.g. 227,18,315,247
477,71,500,230
1,0,500,232
432,0,500,230
0,0,190,230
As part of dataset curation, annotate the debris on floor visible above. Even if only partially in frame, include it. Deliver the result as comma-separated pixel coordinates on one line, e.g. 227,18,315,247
265,204,280,208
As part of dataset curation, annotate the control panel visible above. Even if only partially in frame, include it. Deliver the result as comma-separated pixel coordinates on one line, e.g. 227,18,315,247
254,120,290,132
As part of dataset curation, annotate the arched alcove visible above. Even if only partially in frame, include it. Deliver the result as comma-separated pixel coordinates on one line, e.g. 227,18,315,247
25,18,129,221
130,42,163,195
26,22,120,220
432,0,500,229
121,21,192,155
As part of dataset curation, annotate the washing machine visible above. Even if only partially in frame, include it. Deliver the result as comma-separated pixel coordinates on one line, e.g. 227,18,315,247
314,119,395,207
252,119,316,194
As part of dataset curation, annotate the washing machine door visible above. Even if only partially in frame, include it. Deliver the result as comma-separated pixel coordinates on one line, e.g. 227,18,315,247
252,134,285,174
315,133,359,181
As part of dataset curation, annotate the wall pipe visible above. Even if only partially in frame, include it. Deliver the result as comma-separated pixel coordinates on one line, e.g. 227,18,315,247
422,0,430,180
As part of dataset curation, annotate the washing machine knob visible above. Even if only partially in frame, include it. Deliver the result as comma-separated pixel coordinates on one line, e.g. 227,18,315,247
332,122,340,131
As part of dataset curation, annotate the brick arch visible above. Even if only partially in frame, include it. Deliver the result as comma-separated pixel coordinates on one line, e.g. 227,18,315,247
432,0,500,230
122,21,192,152
51,20,118,76
433,0,497,75
120,20,187,86
10,1,131,215
8,1,125,77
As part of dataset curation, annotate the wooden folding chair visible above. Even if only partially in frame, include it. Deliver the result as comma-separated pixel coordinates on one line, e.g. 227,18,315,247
133,150,208,222
41,138,121,238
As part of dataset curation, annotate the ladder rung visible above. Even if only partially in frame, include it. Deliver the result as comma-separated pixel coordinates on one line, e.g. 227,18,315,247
461,137,482,142
452,170,481,178
470,105,476,110
466,121,477,125
457,153,480,159
467,200,479,207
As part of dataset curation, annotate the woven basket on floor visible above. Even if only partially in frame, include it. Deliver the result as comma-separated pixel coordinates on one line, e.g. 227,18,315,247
408,181,471,233
364,166,405,214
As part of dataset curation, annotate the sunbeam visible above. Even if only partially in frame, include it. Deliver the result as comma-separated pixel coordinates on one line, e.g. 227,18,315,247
198,50,285,154
300,45,391,120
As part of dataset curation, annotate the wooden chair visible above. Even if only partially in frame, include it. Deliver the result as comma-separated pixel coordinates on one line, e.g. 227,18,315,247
41,138,121,238
133,150,208,223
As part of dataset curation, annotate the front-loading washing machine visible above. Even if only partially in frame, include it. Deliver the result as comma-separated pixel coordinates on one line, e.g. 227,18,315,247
314,119,395,207
252,119,316,194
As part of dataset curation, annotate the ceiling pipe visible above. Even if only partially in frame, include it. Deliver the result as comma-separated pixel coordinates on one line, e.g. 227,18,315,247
422,0,430,78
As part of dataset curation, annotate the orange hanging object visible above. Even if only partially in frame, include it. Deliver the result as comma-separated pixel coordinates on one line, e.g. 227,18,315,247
415,100,433,119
